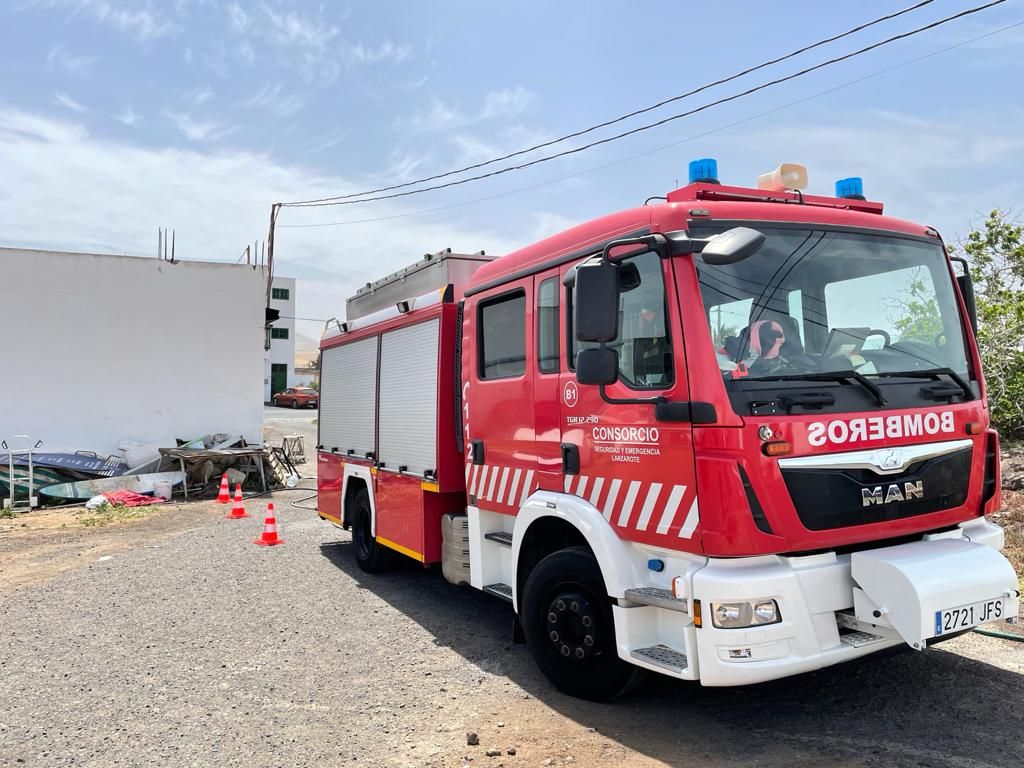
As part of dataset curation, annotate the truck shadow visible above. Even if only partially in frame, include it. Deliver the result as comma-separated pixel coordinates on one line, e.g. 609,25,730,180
319,539,1023,768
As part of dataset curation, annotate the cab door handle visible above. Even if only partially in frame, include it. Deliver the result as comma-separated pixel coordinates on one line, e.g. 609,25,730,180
561,443,580,475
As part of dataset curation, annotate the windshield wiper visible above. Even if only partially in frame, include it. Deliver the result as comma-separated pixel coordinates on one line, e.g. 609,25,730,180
872,368,973,400
750,370,887,407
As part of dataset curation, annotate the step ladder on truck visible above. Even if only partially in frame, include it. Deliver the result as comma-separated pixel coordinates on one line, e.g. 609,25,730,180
314,160,1020,700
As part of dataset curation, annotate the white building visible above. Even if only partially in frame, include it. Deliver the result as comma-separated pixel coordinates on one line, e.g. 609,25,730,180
265,275,297,402
0,247,266,456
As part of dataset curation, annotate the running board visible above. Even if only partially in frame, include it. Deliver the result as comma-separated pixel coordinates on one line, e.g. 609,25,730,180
631,645,688,673
623,587,688,613
483,583,513,602
839,629,886,648
484,531,513,546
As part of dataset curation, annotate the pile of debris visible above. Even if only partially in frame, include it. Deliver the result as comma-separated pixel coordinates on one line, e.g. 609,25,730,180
2,432,303,512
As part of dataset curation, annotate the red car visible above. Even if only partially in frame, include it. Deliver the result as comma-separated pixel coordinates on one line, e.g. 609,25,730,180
273,386,319,409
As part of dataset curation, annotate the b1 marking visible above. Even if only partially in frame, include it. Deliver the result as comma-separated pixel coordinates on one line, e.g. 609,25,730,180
934,598,1005,637
563,381,579,408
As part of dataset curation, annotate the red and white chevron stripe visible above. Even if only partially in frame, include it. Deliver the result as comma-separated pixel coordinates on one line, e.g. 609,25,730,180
464,463,699,540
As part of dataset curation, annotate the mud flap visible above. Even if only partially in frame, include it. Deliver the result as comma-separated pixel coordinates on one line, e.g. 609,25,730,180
851,539,1019,650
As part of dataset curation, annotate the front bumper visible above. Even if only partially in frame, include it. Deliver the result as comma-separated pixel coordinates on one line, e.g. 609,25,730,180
615,518,1017,686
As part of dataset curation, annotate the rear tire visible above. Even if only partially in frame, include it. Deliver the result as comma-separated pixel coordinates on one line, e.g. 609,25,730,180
291,399,299,409
351,487,394,573
520,546,646,701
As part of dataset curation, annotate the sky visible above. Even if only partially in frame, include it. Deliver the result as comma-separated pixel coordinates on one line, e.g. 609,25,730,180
2,0,1023,344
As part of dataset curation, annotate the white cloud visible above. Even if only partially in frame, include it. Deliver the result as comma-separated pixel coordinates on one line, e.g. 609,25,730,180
184,85,215,106
349,41,411,65
115,106,140,126
46,44,97,77
480,86,534,119
261,6,338,49
0,107,517,327
713,107,1024,238
220,6,409,84
38,0,176,42
164,110,234,142
242,84,304,118
226,2,248,32
401,87,536,132
54,92,87,113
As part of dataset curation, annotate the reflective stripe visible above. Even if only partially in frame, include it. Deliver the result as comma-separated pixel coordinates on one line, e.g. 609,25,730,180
678,498,700,538
588,476,605,507
655,485,686,535
496,467,510,504
507,468,522,507
601,478,622,521
519,470,535,506
575,475,589,498
635,483,663,531
469,464,480,496
485,467,499,500
617,481,642,527
564,474,573,493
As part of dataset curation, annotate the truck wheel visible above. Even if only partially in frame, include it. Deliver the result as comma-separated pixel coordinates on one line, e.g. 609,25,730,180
520,546,645,701
351,487,394,573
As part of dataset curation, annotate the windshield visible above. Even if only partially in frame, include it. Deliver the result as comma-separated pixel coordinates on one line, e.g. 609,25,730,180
693,227,970,382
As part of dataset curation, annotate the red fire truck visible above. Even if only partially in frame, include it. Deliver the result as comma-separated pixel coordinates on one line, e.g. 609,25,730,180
316,160,1019,700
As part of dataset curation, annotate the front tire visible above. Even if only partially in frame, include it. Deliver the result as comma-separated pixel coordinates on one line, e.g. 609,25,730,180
291,399,299,409
520,546,645,701
350,487,394,573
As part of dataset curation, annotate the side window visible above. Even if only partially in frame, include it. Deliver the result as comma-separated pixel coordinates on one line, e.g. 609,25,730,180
537,277,559,373
570,250,674,389
479,291,526,379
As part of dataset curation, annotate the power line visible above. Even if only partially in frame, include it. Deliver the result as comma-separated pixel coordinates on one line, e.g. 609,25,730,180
280,0,1005,209
276,16,1024,229
282,1,937,207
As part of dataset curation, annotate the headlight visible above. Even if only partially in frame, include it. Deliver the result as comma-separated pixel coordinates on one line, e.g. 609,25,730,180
710,599,781,629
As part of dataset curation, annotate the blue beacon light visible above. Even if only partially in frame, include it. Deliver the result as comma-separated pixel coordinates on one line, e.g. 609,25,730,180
688,158,720,184
835,177,865,200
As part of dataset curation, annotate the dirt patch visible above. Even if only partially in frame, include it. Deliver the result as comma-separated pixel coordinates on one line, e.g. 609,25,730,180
0,499,229,601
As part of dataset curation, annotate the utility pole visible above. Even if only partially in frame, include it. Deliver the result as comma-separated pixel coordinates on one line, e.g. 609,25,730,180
265,202,281,304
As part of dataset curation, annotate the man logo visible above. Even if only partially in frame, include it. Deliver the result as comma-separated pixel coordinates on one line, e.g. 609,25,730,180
862,481,925,507
880,450,902,471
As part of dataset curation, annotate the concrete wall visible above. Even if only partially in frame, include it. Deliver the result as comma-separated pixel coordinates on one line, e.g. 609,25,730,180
0,247,266,455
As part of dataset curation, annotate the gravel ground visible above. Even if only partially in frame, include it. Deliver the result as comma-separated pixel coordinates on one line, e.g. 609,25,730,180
1,500,1023,768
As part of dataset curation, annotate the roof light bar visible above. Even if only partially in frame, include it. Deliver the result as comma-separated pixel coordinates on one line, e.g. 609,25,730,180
688,158,719,185
835,177,865,200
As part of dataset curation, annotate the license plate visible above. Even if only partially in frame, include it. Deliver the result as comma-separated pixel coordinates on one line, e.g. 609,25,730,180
934,598,1007,637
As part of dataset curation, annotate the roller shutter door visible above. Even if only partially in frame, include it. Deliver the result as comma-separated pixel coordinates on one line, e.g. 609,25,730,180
378,319,439,475
320,336,377,457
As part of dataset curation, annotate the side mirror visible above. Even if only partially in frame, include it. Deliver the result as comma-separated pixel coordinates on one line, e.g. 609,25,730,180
701,227,766,265
574,260,619,342
950,257,978,335
577,347,618,386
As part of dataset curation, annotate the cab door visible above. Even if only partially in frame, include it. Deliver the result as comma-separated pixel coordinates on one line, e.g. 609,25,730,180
463,277,536,514
559,249,701,552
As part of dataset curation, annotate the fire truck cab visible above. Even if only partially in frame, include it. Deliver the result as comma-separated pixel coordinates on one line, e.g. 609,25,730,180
317,160,1019,700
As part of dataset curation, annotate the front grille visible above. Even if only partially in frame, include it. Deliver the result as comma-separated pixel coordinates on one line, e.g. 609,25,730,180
781,447,971,531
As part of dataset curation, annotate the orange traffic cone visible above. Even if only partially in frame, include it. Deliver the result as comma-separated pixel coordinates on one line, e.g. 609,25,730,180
216,473,231,504
253,503,283,546
226,483,248,519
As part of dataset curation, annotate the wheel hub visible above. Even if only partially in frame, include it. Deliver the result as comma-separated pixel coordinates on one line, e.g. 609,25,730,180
545,591,600,662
